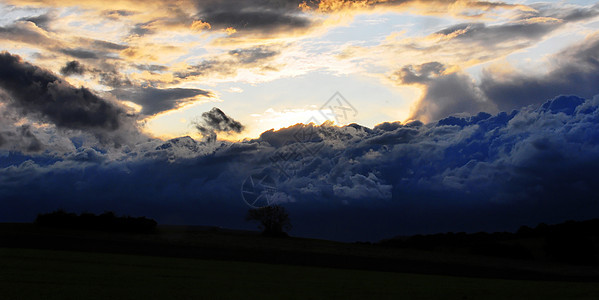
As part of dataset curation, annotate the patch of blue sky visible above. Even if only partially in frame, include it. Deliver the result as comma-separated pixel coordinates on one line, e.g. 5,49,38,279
313,12,424,46
0,4,48,26
387,13,456,37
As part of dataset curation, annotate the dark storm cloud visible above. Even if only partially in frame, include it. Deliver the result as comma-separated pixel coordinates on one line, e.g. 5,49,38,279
480,34,599,112
195,107,244,142
193,0,311,33
111,87,213,116
200,9,310,32
403,34,599,121
60,61,86,76
0,52,129,133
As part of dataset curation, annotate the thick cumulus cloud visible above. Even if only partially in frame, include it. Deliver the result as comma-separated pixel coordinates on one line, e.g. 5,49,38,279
405,33,599,122
3,94,599,241
0,106,46,154
395,62,493,122
413,72,493,123
0,52,139,145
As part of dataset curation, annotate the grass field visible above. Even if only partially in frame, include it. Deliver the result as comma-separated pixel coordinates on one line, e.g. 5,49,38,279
2,247,599,300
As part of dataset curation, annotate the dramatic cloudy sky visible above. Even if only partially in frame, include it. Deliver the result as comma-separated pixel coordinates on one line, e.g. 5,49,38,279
1,0,599,241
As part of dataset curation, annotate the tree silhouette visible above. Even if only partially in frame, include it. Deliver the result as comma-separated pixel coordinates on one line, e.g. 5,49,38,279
246,205,292,237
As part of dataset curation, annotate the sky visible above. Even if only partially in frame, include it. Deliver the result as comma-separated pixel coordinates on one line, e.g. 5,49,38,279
1,0,599,241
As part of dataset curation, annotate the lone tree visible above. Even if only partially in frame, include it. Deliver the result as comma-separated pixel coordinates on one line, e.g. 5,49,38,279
246,205,292,237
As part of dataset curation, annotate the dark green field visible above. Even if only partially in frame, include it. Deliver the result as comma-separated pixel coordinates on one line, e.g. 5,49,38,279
1,223,599,299
3,247,599,300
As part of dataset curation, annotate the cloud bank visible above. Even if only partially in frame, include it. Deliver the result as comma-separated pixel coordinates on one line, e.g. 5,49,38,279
2,88,599,241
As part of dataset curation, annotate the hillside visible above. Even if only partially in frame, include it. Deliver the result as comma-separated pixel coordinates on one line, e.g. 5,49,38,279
1,222,599,282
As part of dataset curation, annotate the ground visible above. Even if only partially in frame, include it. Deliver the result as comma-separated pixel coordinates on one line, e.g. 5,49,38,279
1,223,599,299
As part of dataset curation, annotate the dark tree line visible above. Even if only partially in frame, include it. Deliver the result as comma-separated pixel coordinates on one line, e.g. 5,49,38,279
35,210,157,233
379,219,599,265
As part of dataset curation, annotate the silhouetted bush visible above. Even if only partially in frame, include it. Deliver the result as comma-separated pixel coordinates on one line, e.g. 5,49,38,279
379,218,599,265
35,210,157,233
246,205,291,237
